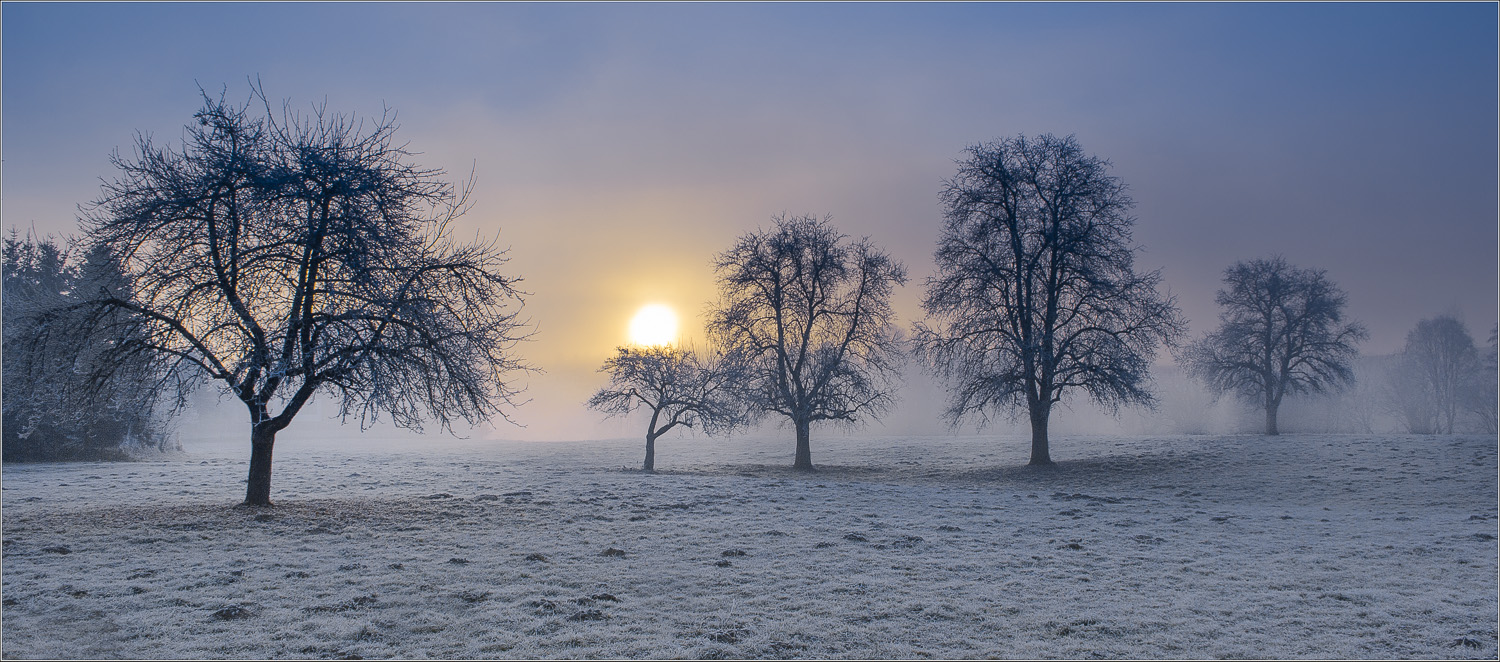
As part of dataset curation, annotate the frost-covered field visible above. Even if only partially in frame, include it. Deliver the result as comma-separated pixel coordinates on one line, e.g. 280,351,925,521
3,431,1496,659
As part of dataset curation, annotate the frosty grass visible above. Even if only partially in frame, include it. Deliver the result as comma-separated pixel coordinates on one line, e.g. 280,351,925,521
2,432,1495,658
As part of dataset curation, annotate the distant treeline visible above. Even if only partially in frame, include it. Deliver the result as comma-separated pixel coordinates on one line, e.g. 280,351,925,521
3,233,178,461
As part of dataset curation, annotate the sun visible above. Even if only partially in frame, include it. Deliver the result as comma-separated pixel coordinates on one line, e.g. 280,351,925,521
628,304,679,346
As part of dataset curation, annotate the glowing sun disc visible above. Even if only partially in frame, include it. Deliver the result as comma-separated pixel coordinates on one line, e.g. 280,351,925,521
629,304,679,346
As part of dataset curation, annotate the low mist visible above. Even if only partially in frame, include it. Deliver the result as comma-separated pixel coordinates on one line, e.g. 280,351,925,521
169,352,1475,458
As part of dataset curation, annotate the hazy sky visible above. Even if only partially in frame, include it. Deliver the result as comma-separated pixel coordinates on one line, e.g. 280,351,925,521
4,2,1496,441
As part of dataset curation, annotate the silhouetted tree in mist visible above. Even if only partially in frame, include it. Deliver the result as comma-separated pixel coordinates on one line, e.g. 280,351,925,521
65,83,534,505
1388,315,1483,434
1181,256,1366,436
915,134,1184,464
587,343,752,471
1475,326,1498,434
707,214,906,471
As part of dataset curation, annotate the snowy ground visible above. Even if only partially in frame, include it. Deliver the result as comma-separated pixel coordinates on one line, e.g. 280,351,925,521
2,431,1496,659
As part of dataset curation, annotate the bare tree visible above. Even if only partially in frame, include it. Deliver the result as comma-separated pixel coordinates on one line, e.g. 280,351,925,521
68,85,534,505
587,343,751,471
1182,256,1366,436
707,214,906,471
1389,315,1481,434
915,134,1184,464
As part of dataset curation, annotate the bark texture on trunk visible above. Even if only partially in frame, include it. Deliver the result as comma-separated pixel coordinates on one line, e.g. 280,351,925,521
643,434,657,472
793,418,814,471
244,425,276,506
1265,403,1280,436
1028,407,1053,465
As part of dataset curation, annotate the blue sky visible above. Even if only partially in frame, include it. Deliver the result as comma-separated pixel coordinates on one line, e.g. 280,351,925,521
4,2,1495,439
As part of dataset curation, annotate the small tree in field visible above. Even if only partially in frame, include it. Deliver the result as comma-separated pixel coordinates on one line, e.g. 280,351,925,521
915,134,1184,464
587,343,750,471
67,85,533,505
1182,256,1366,436
707,214,907,471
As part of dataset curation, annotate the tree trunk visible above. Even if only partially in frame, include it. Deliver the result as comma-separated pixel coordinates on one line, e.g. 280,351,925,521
793,418,814,471
1028,406,1052,465
244,425,276,506
643,433,656,472
1265,402,1280,436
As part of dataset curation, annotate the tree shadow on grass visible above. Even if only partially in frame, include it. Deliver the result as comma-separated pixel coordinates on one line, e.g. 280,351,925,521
952,450,1229,489
666,448,1228,491
6,496,460,532
652,463,897,481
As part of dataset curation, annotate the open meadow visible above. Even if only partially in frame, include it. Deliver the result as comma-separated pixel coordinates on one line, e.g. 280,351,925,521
2,431,1496,659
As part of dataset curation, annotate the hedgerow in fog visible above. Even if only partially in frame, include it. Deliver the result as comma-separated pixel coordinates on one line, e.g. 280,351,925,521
61,83,534,504
914,134,1184,464
1181,256,1366,436
587,343,752,471
2,233,176,460
707,214,907,471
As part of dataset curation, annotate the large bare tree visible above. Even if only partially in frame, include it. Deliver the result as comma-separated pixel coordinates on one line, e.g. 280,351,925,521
915,134,1184,464
587,343,750,471
1182,256,1365,435
707,214,906,471
70,86,534,504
